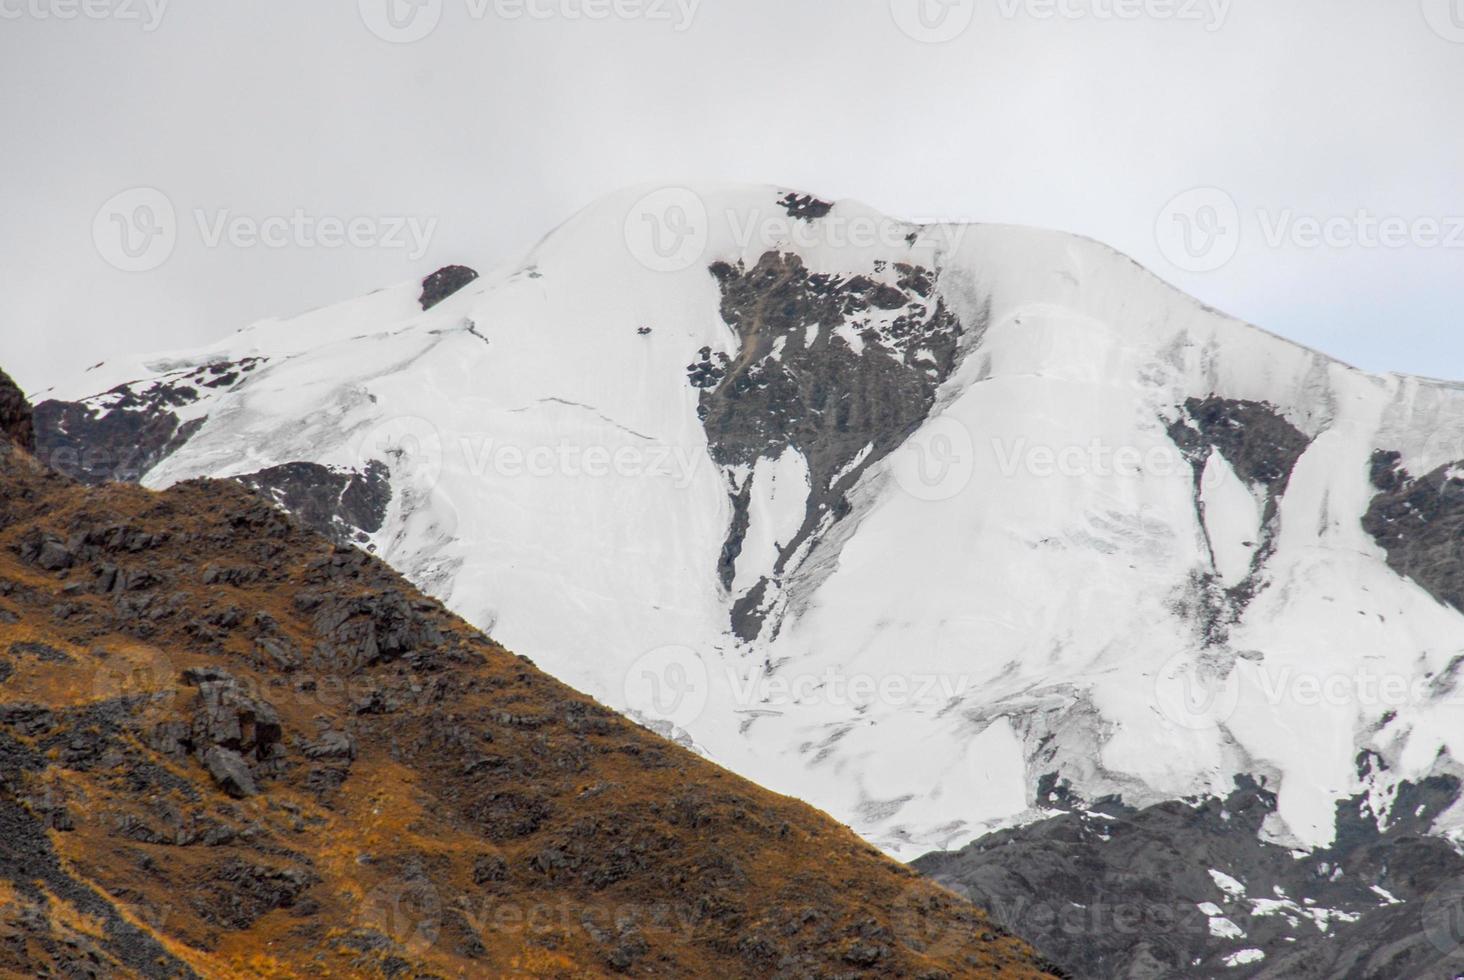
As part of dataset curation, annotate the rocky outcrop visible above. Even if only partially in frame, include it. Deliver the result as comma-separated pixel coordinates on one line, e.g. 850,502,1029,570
32,357,263,483
233,460,390,547
0,367,33,452
1364,449,1464,612
1166,396,1313,644
915,772,1464,979
419,264,479,310
700,251,969,639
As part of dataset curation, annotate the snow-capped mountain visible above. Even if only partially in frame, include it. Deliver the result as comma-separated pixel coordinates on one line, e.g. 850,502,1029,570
35,183,1464,868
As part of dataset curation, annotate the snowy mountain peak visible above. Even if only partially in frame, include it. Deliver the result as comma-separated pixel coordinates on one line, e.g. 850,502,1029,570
35,184,1464,861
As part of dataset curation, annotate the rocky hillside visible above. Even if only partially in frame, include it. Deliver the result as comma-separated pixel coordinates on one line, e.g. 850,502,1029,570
0,375,1059,978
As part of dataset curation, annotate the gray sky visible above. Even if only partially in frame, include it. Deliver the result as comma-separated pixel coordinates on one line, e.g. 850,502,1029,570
3,0,1462,394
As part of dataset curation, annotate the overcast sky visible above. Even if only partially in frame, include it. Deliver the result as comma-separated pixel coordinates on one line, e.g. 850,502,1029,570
3,0,1461,394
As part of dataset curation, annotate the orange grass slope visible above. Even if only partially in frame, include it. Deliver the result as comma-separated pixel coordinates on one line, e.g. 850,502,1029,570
0,373,1064,979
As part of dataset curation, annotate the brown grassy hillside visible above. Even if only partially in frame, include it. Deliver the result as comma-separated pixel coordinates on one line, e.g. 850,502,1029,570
0,376,1060,978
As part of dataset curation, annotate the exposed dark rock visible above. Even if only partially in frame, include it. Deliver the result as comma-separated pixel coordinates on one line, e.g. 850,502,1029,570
202,745,257,798
916,772,1464,979
1166,397,1313,644
1363,449,1464,612
9,641,73,664
0,366,34,453
32,359,262,484
194,859,313,929
233,460,391,547
702,252,970,639
302,730,356,761
419,265,479,310
777,192,834,221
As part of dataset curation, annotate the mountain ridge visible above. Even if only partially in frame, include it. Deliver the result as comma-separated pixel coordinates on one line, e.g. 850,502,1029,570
28,183,1464,862
0,368,1060,978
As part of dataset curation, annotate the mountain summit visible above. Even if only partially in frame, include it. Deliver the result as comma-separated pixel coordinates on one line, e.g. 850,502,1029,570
33,184,1464,874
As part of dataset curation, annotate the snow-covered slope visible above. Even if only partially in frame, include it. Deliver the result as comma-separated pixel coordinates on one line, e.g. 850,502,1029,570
36,184,1464,860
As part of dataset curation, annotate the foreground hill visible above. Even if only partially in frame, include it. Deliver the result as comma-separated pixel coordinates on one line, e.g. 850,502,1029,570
0,370,1057,978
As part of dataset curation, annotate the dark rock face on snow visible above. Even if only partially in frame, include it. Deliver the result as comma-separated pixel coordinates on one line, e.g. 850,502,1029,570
1166,397,1312,644
0,366,34,452
233,460,391,547
915,771,1464,979
419,264,479,310
699,251,969,639
777,191,834,221
32,358,264,483
1364,449,1464,613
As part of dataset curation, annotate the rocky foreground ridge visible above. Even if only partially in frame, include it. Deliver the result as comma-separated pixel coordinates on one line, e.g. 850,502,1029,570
0,367,1059,978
